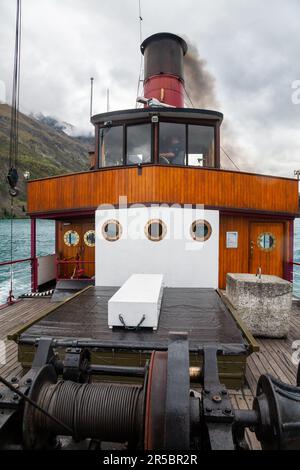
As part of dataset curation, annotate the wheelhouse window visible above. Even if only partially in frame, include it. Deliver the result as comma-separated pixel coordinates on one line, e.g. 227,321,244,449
126,123,151,165
99,126,123,167
159,122,186,165
187,125,215,167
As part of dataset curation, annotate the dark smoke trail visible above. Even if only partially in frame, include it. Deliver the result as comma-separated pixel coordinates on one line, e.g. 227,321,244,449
183,38,249,171
183,40,219,109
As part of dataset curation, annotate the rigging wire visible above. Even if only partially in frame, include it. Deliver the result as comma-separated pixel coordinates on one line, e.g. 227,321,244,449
135,0,144,107
183,85,240,171
220,146,240,171
7,0,22,304
8,0,21,176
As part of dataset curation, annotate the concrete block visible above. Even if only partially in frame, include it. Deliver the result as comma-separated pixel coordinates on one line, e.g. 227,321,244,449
226,273,292,338
108,274,164,330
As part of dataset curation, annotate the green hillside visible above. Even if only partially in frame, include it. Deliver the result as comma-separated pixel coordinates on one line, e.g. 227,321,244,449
0,104,92,217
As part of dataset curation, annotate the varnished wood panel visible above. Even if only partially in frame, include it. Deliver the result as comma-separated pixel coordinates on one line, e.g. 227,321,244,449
219,216,250,289
219,216,290,288
27,166,299,216
57,220,95,278
249,222,284,278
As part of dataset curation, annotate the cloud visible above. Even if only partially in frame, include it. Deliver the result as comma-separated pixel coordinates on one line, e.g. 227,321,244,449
1,0,300,177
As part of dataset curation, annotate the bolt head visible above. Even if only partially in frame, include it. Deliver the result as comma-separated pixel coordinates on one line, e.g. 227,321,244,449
212,394,222,403
13,394,19,401
205,407,212,413
11,377,18,383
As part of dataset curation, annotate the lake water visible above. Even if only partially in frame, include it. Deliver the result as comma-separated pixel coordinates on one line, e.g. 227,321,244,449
0,219,55,304
0,218,300,304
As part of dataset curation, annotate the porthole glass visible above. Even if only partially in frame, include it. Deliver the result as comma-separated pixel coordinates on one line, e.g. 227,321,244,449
257,232,276,251
63,230,80,247
145,219,167,242
84,230,95,247
190,220,212,242
102,220,122,242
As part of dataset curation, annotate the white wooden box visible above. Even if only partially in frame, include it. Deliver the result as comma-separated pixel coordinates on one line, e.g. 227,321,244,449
108,274,164,330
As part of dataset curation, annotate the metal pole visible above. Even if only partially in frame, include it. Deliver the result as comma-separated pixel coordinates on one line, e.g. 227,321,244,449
106,88,110,112
90,77,94,119
30,217,37,292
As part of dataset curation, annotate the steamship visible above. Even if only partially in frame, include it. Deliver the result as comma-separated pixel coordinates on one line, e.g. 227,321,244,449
1,33,300,451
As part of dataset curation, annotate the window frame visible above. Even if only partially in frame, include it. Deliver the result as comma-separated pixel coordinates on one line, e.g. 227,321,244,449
102,219,122,242
63,230,80,247
98,120,154,168
98,124,125,168
190,219,212,242
144,219,167,242
157,118,216,168
97,117,218,169
125,122,154,166
257,232,276,252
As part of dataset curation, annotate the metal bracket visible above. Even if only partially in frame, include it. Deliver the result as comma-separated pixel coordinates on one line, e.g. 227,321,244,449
201,345,235,450
63,347,91,382
32,337,56,368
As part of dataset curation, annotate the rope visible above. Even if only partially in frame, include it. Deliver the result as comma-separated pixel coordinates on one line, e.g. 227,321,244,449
8,0,21,172
119,313,146,330
6,0,22,304
7,197,15,304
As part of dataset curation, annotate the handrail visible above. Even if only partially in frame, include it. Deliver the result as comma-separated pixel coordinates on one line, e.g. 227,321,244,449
56,260,95,264
56,258,95,281
0,257,33,267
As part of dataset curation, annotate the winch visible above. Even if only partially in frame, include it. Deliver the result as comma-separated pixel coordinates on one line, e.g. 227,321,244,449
1,333,300,450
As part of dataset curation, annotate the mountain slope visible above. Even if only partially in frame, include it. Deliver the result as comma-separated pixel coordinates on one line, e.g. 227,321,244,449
0,104,93,217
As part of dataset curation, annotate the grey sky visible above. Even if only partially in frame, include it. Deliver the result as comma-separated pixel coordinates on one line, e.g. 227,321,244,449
1,0,300,177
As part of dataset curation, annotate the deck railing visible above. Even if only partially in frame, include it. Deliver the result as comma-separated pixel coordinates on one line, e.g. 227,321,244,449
0,258,33,308
56,259,95,281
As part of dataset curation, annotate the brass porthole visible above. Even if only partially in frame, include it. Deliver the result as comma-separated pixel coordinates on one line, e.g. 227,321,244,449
257,232,276,252
190,220,212,242
84,230,95,247
63,230,80,247
102,220,122,242
145,219,167,242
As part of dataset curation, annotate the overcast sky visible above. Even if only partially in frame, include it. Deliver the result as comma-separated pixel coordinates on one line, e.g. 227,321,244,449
1,0,300,177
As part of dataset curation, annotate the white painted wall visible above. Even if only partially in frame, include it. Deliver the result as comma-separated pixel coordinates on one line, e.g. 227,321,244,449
37,254,56,286
96,206,219,288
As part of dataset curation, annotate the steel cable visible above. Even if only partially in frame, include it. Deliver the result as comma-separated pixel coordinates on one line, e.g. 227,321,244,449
36,380,143,443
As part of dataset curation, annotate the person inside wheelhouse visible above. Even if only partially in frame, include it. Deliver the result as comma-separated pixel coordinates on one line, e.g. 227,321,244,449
99,120,215,168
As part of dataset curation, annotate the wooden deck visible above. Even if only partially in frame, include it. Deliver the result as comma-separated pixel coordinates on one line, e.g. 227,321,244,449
0,298,52,379
0,296,299,451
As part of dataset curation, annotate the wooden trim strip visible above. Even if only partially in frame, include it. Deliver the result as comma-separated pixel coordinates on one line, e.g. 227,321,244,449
27,163,297,184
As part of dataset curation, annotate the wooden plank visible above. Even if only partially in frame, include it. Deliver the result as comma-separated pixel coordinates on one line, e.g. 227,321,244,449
7,285,92,341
